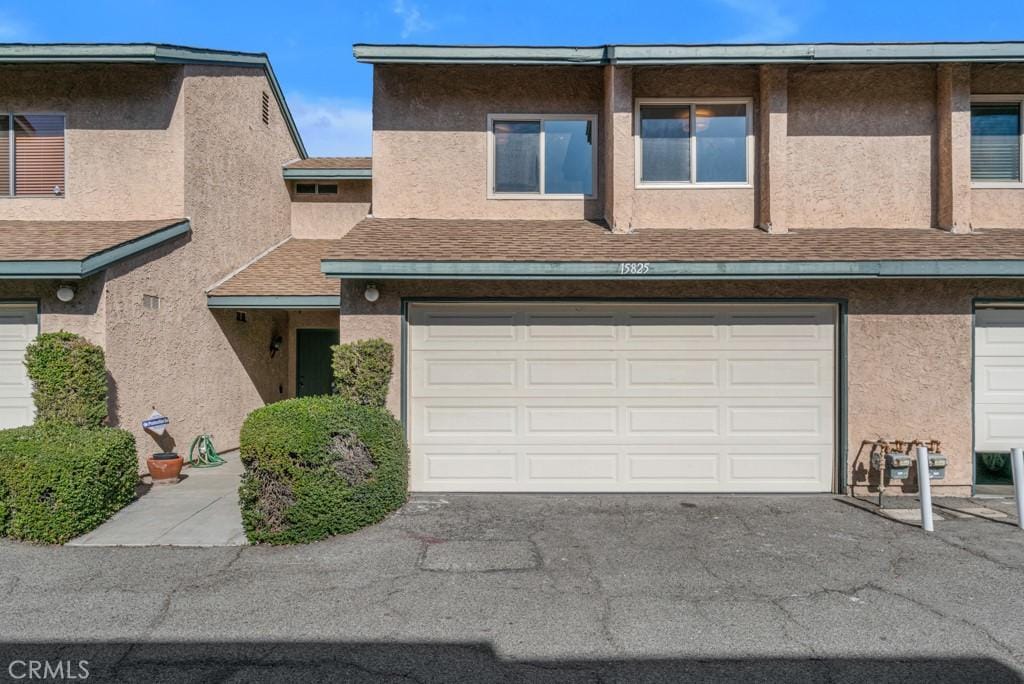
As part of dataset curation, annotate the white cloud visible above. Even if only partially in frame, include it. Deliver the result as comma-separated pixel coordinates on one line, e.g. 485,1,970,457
393,0,435,39
716,0,799,43
288,94,372,157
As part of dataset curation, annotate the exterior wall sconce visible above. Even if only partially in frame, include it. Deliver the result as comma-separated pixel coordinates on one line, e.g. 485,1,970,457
364,283,380,303
56,285,76,303
269,334,283,358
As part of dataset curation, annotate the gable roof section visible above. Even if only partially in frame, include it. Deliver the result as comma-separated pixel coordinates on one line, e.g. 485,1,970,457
207,238,340,309
283,157,372,180
321,218,1024,280
0,219,190,279
353,42,1024,66
0,43,306,157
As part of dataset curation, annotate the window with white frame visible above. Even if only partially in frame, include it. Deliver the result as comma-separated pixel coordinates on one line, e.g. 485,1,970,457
0,113,66,197
487,114,596,197
971,96,1023,186
635,99,752,187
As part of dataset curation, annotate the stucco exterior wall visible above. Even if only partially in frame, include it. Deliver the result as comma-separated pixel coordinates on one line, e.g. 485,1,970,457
785,65,937,229
0,64,185,221
0,277,107,345
629,66,758,229
339,278,1024,496
101,65,298,458
373,65,604,220
289,180,371,239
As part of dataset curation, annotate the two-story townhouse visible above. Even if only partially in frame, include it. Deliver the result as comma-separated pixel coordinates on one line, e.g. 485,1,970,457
0,44,369,462
293,42,1024,497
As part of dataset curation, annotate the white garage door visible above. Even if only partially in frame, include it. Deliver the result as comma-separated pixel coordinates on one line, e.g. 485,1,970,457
975,307,1024,452
408,302,836,493
0,303,38,430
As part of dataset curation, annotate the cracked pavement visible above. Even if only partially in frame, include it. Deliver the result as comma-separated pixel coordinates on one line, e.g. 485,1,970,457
1,494,1023,682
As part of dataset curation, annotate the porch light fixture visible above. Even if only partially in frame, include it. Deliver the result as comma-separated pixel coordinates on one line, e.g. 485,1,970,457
269,334,283,358
364,283,380,303
56,285,76,303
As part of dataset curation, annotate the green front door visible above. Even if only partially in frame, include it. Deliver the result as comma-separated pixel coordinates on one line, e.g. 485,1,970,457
296,328,339,397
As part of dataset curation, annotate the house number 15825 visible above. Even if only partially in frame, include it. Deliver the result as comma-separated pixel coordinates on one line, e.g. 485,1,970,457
619,262,651,275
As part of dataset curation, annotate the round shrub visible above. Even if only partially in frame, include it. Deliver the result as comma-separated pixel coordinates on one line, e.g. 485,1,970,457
239,395,408,544
24,331,108,428
0,423,137,543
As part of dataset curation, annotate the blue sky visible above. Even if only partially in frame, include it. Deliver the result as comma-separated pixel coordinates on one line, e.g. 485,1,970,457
4,0,1024,156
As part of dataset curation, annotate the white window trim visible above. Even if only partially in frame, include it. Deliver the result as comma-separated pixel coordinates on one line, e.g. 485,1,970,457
486,113,598,200
0,111,68,200
970,94,1024,189
633,98,754,190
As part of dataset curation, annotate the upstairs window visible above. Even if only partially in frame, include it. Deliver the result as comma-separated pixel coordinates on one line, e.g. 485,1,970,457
635,99,752,187
971,97,1023,185
295,183,338,195
0,113,66,197
488,114,596,198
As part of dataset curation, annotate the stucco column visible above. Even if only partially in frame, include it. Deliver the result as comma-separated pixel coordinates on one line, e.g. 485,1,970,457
758,65,789,234
603,65,634,233
936,63,972,233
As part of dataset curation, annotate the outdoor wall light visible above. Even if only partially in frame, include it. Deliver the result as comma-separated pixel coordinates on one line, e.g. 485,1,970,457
56,285,76,303
269,334,283,358
364,283,380,303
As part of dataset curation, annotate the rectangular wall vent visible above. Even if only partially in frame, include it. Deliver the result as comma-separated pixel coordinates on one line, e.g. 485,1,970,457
261,91,270,126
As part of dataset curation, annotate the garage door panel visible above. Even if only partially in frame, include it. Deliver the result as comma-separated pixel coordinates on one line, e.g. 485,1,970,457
975,308,1024,452
408,302,836,493
726,402,830,438
0,304,37,430
627,405,720,436
728,445,827,485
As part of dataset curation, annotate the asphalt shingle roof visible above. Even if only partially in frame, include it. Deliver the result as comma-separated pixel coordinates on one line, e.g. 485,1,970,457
328,218,1024,263
285,157,372,170
209,238,339,296
0,219,188,261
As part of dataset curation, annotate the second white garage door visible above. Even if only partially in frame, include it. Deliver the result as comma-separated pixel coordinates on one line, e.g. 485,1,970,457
975,307,1024,453
408,302,836,493
0,303,38,430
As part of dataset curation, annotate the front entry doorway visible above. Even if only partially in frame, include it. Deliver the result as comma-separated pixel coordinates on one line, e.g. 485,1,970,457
296,328,339,397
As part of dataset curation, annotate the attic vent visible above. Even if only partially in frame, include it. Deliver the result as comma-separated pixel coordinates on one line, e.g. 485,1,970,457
142,294,160,310
261,91,270,125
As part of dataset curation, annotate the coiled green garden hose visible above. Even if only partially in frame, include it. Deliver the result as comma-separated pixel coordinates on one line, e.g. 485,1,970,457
187,434,225,468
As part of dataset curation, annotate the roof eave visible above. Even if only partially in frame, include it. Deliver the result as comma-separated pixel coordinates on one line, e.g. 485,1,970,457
283,168,372,180
353,42,1024,66
0,219,191,280
320,258,1024,280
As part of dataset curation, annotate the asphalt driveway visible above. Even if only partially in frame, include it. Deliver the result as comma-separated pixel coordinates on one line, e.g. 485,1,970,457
2,494,1023,682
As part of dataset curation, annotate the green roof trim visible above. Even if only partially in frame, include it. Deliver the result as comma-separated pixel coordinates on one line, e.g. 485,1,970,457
0,220,191,279
321,258,1024,280
206,295,341,309
283,168,372,180
0,43,306,157
353,41,1024,66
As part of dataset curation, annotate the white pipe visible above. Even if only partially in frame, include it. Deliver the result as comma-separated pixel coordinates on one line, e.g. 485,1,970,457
917,446,934,532
1011,448,1024,532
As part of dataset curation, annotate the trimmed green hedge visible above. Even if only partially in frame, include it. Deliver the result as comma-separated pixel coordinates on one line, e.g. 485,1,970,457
331,339,393,408
24,332,108,428
239,395,408,544
0,423,137,543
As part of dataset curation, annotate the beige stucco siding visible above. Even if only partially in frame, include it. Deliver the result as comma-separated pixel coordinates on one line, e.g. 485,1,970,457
373,65,604,220
101,65,298,457
0,277,107,346
785,66,936,229
0,64,185,221
286,309,340,397
290,180,371,239
339,278,1024,495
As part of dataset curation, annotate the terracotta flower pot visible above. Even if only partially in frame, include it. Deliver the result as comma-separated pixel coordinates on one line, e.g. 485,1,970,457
147,453,183,484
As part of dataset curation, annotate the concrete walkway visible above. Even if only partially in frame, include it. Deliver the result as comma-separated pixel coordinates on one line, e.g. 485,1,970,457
68,450,247,547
